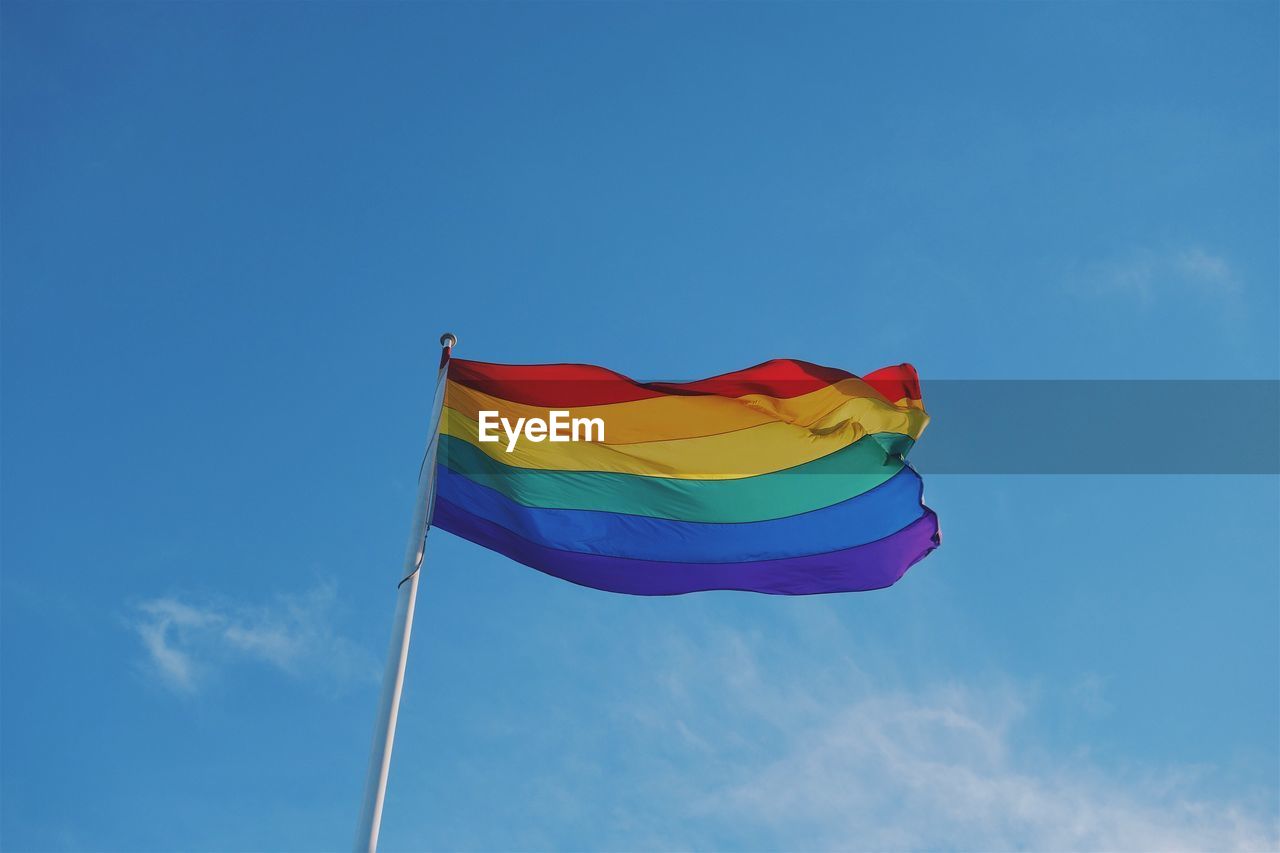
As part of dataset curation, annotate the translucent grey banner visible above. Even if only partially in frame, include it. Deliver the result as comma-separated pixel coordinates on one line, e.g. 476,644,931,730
911,380,1279,474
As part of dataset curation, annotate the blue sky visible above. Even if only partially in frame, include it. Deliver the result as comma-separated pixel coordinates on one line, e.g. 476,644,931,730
2,2,1277,850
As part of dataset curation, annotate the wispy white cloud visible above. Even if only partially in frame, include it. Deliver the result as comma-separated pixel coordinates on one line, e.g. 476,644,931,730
1078,245,1241,302
132,599,219,692
710,686,1273,851
1172,247,1239,294
617,622,1278,852
128,580,378,694
1069,671,1114,718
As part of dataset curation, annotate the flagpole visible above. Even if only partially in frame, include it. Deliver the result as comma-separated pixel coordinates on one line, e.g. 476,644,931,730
354,332,457,853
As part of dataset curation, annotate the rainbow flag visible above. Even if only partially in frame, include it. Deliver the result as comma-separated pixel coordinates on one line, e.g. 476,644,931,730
432,356,939,595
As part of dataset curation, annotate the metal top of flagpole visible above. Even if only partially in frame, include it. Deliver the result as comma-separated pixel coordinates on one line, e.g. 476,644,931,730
440,332,457,349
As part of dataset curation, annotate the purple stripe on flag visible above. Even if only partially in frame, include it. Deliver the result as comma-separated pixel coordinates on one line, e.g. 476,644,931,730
433,499,940,596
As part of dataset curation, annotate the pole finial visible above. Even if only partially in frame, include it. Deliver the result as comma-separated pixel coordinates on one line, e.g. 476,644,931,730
440,332,457,349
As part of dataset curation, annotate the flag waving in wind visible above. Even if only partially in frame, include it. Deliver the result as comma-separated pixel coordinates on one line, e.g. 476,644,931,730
432,355,939,595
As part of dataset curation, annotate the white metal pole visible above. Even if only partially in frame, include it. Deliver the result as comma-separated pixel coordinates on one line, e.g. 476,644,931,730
354,333,457,853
